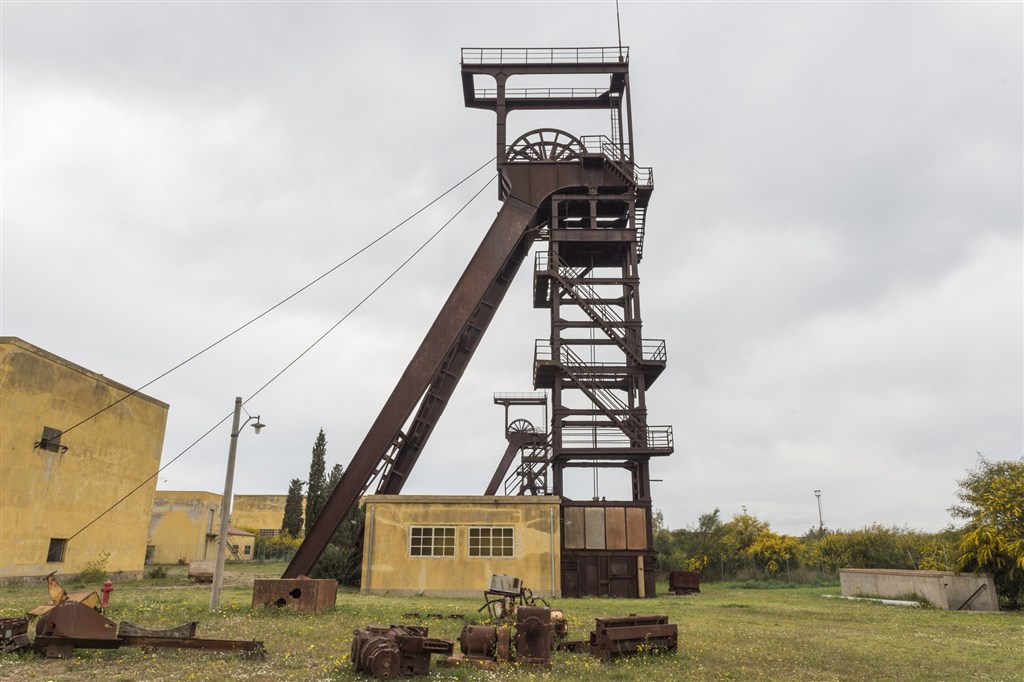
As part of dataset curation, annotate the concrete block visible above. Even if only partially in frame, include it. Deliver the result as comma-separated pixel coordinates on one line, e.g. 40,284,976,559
839,569,998,611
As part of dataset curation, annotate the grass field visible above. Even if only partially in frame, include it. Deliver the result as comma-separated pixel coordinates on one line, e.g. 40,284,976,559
1,562,1021,681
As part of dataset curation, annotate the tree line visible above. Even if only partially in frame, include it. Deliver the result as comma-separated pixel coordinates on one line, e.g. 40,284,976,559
654,455,1023,608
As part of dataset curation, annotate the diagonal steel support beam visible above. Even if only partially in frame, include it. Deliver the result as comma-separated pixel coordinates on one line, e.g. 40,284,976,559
284,196,540,578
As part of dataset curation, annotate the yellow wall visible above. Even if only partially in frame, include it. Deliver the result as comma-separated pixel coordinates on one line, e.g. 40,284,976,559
0,337,169,581
233,494,306,536
361,495,561,598
148,491,221,564
149,491,254,563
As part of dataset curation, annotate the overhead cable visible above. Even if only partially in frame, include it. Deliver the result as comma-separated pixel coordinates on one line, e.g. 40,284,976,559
52,158,495,442
66,173,496,542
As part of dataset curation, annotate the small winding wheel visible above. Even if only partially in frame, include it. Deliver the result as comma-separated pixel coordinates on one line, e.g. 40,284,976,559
506,128,585,162
507,418,536,434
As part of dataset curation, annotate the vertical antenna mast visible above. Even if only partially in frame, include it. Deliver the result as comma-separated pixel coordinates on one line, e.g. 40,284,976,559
616,0,624,61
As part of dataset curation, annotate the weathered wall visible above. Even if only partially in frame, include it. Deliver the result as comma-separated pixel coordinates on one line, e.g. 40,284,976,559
840,568,999,611
0,337,168,581
233,494,306,535
148,491,255,563
361,495,561,598
148,491,222,564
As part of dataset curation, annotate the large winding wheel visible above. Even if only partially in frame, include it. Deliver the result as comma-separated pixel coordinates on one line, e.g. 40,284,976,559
506,128,585,162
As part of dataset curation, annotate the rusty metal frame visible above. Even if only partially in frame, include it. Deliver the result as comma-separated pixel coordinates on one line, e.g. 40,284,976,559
283,47,671,592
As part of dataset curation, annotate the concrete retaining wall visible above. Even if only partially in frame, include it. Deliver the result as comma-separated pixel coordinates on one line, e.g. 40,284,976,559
839,569,998,611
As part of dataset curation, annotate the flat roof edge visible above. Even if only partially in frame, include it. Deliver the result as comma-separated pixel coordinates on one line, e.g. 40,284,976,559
1,336,169,410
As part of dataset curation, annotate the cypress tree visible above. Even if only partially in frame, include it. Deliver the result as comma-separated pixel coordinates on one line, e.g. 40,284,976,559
327,462,344,496
304,429,328,536
281,478,304,537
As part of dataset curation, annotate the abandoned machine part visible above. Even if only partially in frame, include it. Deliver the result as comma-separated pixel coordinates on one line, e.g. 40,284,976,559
118,620,198,639
514,606,553,668
351,625,454,678
27,572,102,618
457,624,510,662
549,609,568,642
34,601,120,657
450,607,553,669
668,570,701,595
589,614,678,662
252,577,337,613
479,574,551,622
0,617,31,653
118,634,266,656
28,600,263,658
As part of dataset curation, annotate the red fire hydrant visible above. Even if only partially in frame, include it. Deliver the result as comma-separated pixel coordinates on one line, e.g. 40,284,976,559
101,580,114,609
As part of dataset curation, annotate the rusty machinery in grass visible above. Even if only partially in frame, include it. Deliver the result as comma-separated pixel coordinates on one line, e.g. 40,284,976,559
255,44,672,608
2,576,263,659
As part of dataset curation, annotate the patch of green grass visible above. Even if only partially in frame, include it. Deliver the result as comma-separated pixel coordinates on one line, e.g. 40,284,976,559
1,562,1021,681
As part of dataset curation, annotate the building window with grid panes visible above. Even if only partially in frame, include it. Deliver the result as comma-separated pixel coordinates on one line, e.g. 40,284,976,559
468,527,514,557
410,526,455,557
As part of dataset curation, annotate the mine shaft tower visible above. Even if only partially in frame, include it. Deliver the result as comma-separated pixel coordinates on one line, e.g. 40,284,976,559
472,47,672,597
282,46,671,599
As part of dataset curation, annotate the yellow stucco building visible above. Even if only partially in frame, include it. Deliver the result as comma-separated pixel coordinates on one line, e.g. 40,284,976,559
233,494,302,539
148,491,255,564
361,495,561,598
0,337,169,581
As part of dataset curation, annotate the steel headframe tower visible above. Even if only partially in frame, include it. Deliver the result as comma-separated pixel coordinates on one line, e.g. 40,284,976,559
472,47,672,598
281,47,671,600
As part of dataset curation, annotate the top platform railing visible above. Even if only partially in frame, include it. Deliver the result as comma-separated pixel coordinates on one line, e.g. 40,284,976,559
462,47,629,65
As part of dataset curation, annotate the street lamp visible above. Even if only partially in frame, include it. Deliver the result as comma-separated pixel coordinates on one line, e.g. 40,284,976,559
210,396,265,610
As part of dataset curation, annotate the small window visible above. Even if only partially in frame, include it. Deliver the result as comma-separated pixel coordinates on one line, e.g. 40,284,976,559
410,526,455,557
244,545,252,556
469,527,514,557
38,427,64,453
47,538,68,563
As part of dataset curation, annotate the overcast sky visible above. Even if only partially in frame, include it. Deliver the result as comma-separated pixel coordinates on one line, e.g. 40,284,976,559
3,1,1021,536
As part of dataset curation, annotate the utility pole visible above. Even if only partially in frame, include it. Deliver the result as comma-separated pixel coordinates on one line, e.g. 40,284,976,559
211,397,263,610
814,490,824,531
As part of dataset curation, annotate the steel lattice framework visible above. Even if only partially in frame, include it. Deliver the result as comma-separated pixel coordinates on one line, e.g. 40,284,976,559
284,47,672,598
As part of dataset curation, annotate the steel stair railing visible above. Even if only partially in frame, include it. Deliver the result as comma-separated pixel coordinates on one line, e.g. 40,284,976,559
539,252,644,366
557,345,647,445
503,433,553,496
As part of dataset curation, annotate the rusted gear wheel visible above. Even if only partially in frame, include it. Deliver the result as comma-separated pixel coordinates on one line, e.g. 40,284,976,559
362,636,400,678
506,128,584,162
518,615,545,634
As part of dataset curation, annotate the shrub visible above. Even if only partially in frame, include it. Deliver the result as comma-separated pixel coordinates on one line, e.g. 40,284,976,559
76,552,110,584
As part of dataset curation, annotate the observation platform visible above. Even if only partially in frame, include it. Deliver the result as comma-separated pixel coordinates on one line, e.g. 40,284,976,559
461,47,629,112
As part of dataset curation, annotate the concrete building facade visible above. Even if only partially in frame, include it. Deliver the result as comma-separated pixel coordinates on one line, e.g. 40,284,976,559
233,494,303,540
360,495,561,598
0,337,169,581
148,491,255,564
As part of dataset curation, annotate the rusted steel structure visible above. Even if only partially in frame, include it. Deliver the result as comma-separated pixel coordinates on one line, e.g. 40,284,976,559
283,46,671,600
350,625,453,678
668,570,702,595
589,614,677,662
30,601,264,658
